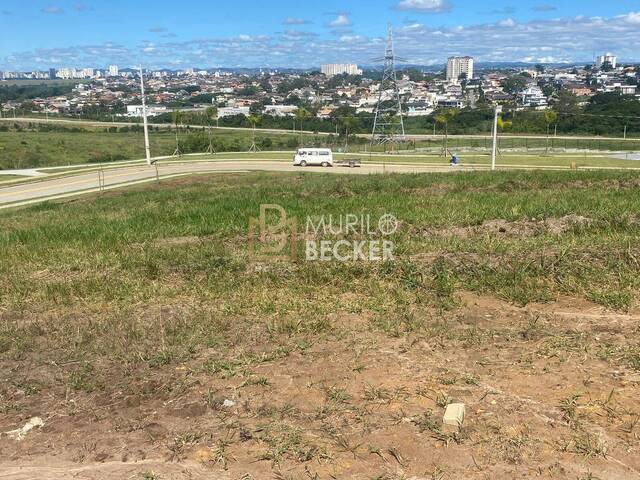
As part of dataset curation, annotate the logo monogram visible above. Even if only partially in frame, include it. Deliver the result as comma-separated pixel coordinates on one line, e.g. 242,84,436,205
248,204,298,261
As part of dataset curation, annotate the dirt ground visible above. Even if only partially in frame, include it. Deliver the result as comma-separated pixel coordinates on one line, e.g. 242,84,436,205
1,293,639,480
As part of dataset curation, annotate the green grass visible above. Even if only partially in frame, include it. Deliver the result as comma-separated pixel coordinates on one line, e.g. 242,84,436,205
1,170,638,326
2,119,639,172
0,174,29,182
399,135,640,153
0,129,302,170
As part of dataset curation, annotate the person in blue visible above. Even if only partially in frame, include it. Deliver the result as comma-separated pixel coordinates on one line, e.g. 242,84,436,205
450,152,458,166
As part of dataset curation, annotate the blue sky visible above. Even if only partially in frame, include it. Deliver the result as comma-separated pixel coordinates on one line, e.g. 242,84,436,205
1,0,639,70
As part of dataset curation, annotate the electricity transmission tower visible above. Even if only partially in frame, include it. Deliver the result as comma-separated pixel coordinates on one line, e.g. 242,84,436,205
371,24,405,150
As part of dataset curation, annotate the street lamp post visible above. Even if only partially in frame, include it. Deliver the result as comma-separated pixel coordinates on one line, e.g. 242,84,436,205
139,66,152,165
491,105,502,171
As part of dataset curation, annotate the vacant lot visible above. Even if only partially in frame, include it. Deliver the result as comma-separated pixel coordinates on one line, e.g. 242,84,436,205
0,171,639,479
0,129,303,170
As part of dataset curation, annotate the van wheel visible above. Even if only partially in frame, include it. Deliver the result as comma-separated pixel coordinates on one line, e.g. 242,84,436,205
300,160,307,167
321,161,329,167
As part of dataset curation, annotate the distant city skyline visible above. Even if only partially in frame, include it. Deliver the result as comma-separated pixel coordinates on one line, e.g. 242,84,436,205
1,0,639,71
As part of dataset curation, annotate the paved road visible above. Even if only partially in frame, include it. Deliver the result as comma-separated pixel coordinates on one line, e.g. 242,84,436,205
0,160,464,209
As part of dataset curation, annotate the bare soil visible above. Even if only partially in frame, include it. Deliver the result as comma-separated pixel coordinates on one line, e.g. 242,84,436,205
1,293,639,479
423,215,592,239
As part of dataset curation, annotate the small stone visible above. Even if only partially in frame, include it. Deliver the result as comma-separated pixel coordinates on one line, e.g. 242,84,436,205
443,403,465,432
222,399,235,407
4,417,44,441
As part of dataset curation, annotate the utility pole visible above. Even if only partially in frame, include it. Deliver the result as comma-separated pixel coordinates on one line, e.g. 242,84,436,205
139,66,152,165
371,24,405,149
491,105,502,171
624,125,627,140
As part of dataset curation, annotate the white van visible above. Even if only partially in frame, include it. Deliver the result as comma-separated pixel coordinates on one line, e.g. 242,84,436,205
293,148,333,167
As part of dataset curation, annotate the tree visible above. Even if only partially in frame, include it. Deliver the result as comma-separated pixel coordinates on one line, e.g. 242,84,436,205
601,61,614,72
248,115,262,152
553,90,579,115
497,116,512,130
404,68,425,82
171,109,183,156
339,116,358,153
496,116,512,153
501,75,528,95
295,106,310,146
249,101,265,116
204,106,218,154
543,109,557,154
535,64,545,74
259,78,272,93
435,109,458,156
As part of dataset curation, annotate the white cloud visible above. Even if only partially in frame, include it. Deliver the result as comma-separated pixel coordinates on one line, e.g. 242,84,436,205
3,11,640,70
328,14,351,27
498,18,516,27
621,11,640,24
395,0,451,13
282,17,311,25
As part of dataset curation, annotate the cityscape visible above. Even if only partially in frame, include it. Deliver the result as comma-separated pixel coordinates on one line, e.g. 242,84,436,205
1,51,637,122
1,2,640,480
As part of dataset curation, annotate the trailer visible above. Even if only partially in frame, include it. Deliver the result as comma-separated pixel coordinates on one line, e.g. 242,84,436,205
335,158,361,168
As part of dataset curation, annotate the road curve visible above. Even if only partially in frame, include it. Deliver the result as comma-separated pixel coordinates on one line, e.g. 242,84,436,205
0,160,465,210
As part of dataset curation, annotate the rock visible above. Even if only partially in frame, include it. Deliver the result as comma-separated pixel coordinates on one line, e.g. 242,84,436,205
191,447,214,463
443,403,465,432
4,417,44,441
222,399,235,408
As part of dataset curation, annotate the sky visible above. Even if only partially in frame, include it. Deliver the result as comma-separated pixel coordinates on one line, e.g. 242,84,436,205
0,0,639,70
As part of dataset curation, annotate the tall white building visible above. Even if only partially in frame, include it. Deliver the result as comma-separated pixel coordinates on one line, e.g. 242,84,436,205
321,64,362,77
108,65,119,77
446,56,474,82
56,68,72,79
596,53,617,70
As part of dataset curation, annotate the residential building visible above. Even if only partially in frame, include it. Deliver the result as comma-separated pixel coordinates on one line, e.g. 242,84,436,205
596,53,617,70
320,64,362,77
108,65,119,77
567,85,594,97
518,85,548,109
217,106,251,117
126,105,167,117
263,105,298,116
446,56,474,82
